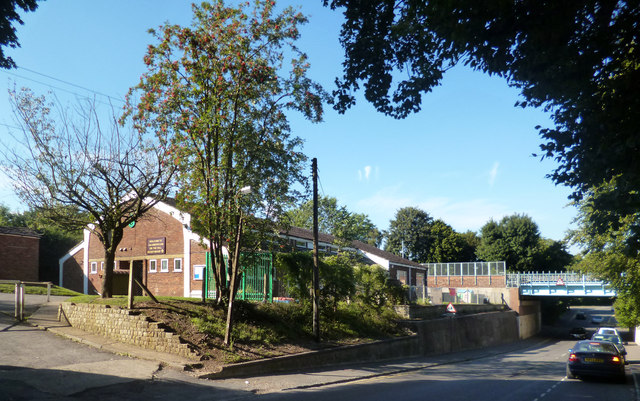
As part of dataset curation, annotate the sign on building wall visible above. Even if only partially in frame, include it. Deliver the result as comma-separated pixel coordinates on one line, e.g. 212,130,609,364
147,237,166,255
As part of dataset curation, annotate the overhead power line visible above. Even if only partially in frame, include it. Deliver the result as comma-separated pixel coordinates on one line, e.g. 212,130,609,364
0,66,125,105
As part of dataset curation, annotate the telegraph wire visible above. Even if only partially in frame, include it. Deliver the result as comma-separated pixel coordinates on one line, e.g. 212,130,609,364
0,67,126,107
17,66,124,103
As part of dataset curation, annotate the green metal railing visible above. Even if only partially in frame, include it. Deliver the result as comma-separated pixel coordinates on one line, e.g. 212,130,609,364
205,252,273,302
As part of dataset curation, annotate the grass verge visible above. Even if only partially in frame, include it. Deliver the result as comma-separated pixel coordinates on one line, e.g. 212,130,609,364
0,284,83,297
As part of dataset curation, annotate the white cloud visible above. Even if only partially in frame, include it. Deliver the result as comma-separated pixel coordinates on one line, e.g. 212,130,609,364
488,161,499,187
358,165,377,182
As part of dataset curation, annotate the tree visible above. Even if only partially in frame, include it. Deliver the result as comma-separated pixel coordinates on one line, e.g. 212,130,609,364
459,230,480,262
476,214,541,272
286,195,381,246
384,207,434,262
324,1,640,258
275,251,355,310
0,0,39,69
354,263,404,307
0,88,175,297
429,219,469,263
123,1,325,346
569,184,640,327
535,238,574,272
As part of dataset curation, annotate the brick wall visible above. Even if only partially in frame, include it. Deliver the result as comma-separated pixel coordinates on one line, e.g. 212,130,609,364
0,234,39,281
427,275,507,288
85,208,191,297
60,302,199,359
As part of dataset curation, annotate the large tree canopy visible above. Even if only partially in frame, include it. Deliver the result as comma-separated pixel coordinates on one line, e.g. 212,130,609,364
1,88,175,297
325,1,640,253
0,0,39,69
124,0,325,345
384,207,434,262
384,207,479,263
476,214,541,272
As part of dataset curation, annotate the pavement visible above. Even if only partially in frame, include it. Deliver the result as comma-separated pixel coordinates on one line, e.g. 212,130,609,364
6,294,640,397
22,297,198,372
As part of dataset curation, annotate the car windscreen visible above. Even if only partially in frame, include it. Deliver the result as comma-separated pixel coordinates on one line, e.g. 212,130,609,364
574,342,618,353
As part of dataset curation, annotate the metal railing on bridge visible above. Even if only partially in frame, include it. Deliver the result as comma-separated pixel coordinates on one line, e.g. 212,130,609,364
507,271,616,297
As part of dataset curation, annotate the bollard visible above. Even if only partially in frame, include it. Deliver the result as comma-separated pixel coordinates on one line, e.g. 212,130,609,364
14,283,19,320
18,283,25,321
47,282,51,302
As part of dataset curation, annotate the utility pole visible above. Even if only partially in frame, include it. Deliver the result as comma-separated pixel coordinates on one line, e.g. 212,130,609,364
312,158,320,342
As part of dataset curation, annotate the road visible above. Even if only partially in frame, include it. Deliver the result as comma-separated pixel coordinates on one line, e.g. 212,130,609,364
1,296,637,400
259,338,637,401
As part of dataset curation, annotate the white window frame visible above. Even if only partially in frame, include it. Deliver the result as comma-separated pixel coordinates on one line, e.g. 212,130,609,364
174,258,182,272
90,262,97,274
160,259,169,272
100,261,104,271
149,259,157,273
193,265,205,281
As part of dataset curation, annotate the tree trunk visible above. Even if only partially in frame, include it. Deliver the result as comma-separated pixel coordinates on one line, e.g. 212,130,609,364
100,228,122,299
224,215,243,346
101,249,115,298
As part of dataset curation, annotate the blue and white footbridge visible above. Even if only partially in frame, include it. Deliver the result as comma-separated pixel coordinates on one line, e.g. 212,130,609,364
507,272,616,297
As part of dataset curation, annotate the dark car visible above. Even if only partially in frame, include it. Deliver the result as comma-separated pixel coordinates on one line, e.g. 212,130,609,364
591,333,627,355
566,340,626,382
569,327,588,340
575,312,586,320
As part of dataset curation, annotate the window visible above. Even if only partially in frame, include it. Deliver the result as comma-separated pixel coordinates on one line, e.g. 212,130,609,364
396,269,408,285
174,258,182,272
194,265,205,281
160,259,169,272
100,262,104,271
90,262,97,274
149,260,157,273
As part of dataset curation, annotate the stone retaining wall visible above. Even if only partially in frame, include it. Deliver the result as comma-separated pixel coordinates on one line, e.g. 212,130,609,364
208,310,520,379
394,303,506,320
60,302,198,359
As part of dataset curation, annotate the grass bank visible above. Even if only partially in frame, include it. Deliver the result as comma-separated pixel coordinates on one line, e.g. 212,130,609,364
65,295,410,365
0,283,82,297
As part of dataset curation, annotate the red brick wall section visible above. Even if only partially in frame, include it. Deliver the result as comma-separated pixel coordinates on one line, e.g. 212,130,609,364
427,275,506,288
85,207,189,297
0,234,39,281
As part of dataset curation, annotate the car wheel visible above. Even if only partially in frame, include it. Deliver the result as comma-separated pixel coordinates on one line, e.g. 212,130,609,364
566,365,576,379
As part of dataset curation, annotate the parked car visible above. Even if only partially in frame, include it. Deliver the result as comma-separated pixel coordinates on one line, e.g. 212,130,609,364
591,333,627,355
569,327,588,340
596,327,619,336
575,312,586,320
591,315,604,324
566,340,626,382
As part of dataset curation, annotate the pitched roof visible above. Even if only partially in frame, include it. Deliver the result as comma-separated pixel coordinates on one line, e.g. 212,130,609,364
351,239,424,269
281,226,424,269
154,199,425,270
0,226,41,238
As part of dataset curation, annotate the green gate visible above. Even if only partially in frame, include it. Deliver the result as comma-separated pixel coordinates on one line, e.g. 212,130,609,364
205,252,273,302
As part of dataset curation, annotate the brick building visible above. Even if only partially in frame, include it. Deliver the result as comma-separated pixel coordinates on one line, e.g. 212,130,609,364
0,226,41,282
59,199,425,297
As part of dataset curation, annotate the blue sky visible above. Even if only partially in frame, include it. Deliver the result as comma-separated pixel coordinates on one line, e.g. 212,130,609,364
0,1,576,246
